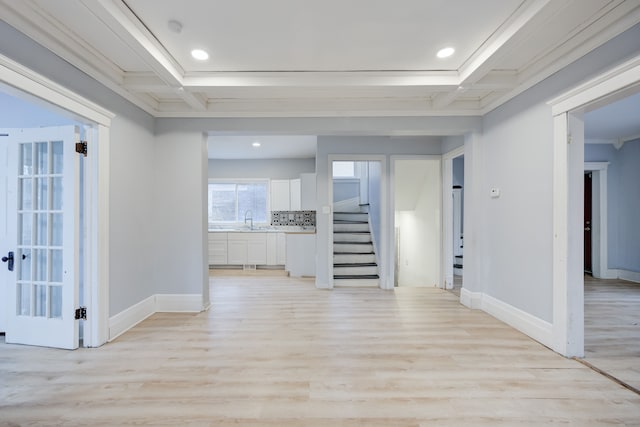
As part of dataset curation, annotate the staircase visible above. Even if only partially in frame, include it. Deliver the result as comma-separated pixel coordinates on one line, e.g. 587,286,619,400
333,209,379,286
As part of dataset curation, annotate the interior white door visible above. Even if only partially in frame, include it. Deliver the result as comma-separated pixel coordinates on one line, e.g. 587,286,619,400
4,126,80,349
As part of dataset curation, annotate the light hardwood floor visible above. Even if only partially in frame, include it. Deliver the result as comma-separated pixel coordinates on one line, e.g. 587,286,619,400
1,274,639,426
583,275,640,392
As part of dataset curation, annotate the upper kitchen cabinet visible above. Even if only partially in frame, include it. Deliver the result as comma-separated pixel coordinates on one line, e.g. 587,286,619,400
270,179,291,211
271,174,316,212
290,179,301,210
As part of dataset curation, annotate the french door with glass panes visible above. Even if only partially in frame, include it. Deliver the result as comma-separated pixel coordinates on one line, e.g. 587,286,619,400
4,126,80,349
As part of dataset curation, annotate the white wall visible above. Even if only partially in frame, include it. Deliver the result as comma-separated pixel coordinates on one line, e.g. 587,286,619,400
108,115,156,315
395,159,441,287
208,158,314,180
153,131,209,303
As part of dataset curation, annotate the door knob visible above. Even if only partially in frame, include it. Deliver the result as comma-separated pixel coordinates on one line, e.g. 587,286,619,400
2,251,14,271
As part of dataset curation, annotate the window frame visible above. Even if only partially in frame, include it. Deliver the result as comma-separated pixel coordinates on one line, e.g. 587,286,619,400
207,178,270,226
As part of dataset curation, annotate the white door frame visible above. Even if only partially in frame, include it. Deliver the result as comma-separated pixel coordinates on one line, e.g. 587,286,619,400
442,146,465,290
328,155,387,289
0,53,114,347
549,54,640,357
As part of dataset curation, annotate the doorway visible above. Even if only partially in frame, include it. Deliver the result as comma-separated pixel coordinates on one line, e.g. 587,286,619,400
584,172,592,274
0,85,108,348
391,157,441,288
550,54,640,358
331,160,382,287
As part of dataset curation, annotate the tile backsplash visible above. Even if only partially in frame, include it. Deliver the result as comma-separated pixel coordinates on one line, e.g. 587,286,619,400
271,210,316,227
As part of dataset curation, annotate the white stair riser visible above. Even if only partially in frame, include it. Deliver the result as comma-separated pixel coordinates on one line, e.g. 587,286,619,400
333,243,373,253
334,213,369,222
333,233,371,243
334,223,369,232
334,254,376,264
334,266,378,275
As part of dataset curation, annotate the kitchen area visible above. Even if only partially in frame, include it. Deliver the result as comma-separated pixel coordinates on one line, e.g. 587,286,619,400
207,135,317,277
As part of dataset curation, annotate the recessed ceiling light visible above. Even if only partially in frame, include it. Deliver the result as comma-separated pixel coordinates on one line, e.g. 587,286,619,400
252,141,261,148
191,49,209,61
437,47,455,59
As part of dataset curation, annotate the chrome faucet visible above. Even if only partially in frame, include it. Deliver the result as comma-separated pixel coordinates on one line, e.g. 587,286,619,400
244,210,253,230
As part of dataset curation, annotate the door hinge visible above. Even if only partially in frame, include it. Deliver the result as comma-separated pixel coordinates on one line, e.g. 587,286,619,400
74,306,87,320
75,141,88,157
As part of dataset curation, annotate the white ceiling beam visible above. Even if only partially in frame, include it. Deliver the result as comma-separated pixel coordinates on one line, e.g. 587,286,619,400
182,71,460,88
80,0,184,87
432,87,468,109
0,0,162,116
473,71,518,90
152,96,483,118
0,0,125,85
458,0,561,85
175,88,207,111
430,71,517,109
123,73,172,92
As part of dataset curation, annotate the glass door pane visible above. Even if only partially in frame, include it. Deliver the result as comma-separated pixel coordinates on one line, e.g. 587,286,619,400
16,140,65,319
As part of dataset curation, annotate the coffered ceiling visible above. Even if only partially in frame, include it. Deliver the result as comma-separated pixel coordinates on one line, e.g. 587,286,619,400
1,0,639,118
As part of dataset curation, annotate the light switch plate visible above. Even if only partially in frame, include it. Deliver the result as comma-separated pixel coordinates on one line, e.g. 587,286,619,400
490,188,500,198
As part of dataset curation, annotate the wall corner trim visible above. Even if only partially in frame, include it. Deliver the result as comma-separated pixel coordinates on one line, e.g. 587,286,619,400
108,294,203,341
460,288,553,349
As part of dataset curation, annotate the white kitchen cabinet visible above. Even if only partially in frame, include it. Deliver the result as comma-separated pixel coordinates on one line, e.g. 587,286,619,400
227,233,267,265
209,232,282,266
270,179,290,211
286,233,315,277
247,233,267,264
208,232,227,265
267,233,286,265
289,178,301,210
227,238,247,264
266,233,277,265
276,233,286,265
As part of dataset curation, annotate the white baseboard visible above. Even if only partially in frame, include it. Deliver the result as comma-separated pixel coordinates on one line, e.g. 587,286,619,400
108,293,203,341
618,269,640,283
599,268,640,283
601,268,620,279
156,294,203,312
481,294,553,349
459,288,553,349
460,288,482,309
108,295,155,341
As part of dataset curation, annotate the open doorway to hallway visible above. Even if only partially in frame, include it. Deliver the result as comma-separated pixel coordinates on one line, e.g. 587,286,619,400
451,155,464,296
392,157,441,288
